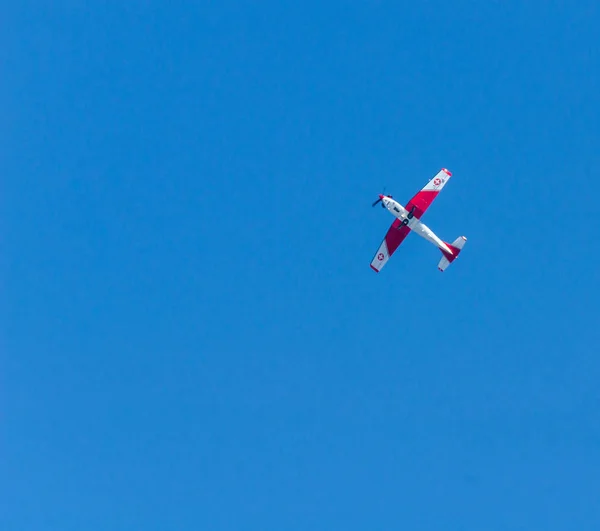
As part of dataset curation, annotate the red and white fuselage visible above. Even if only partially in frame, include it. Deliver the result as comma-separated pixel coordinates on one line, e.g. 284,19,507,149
379,195,453,255
370,168,467,273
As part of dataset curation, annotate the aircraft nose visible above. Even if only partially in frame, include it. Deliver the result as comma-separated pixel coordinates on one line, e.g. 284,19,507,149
379,194,384,200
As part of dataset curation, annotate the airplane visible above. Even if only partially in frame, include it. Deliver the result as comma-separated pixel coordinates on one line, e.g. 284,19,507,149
370,168,466,273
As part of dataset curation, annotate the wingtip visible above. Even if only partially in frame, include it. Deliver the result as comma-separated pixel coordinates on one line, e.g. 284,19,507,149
442,168,452,177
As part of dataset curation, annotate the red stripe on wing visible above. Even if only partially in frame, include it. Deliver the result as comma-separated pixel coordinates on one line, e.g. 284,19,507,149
385,220,411,256
405,190,439,219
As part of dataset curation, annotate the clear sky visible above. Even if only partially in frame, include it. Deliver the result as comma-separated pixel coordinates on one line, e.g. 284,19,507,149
2,2,600,529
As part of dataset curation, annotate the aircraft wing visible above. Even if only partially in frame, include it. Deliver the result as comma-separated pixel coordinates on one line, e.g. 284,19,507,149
405,168,452,219
370,220,411,272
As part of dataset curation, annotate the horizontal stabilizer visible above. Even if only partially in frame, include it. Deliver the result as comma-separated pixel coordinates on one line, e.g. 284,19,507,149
438,236,467,272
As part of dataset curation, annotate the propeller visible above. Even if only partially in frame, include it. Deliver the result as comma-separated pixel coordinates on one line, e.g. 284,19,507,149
372,190,392,208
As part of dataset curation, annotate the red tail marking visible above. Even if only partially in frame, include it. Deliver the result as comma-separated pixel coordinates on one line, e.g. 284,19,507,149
441,243,461,263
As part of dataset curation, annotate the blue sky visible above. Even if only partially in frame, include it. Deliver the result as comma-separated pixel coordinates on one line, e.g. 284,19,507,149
2,1,600,529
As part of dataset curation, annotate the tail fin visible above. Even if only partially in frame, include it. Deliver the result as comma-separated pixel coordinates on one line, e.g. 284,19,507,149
438,236,467,272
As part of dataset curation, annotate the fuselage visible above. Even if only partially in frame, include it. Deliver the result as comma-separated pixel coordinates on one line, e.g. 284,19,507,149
381,196,452,255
